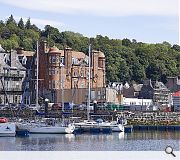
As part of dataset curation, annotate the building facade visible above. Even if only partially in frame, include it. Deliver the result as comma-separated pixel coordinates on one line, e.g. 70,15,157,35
32,41,106,104
139,79,171,109
0,45,27,105
165,75,180,92
172,91,180,111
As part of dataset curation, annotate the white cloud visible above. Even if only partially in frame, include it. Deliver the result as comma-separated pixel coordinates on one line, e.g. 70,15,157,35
0,0,178,17
13,16,64,29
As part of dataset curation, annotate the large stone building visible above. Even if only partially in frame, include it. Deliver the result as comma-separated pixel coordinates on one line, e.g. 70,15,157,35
32,41,106,104
0,42,106,106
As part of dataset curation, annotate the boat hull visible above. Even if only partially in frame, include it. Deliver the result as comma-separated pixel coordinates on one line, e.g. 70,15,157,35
0,123,16,137
29,126,74,134
111,124,124,132
74,121,124,133
17,123,75,134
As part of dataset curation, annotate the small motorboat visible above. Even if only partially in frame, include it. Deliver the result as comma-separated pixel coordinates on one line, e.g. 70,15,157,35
0,117,16,137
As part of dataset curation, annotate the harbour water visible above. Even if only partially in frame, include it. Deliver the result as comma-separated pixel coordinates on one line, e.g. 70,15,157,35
0,131,179,151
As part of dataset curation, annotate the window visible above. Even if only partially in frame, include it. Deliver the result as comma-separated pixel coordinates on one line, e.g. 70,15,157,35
34,69,37,76
97,91,101,100
49,68,56,75
56,68,59,74
60,57,64,65
81,82,84,88
91,90,95,100
49,68,51,75
52,80,56,89
26,70,30,77
15,96,18,103
72,58,78,64
49,81,51,89
56,56,59,63
101,90,106,99
26,82,29,89
22,56,27,65
35,58,37,65
73,70,78,77
51,68,55,75
80,68,84,77
52,56,56,63
73,80,78,88
84,57,89,65
49,56,52,63
34,83,37,89
56,81,59,89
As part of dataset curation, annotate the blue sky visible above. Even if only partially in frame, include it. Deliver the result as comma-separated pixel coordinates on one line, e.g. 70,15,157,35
0,0,179,45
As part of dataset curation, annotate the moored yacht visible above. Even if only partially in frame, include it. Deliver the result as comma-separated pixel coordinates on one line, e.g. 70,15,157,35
16,118,75,134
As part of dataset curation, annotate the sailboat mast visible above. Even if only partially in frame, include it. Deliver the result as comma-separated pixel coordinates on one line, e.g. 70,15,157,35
87,44,91,121
36,41,39,108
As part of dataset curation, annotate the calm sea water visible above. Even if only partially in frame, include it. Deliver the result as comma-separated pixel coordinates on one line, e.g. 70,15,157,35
0,131,179,151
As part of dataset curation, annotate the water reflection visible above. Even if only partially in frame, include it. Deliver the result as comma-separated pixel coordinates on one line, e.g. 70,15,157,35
118,132,125,139
65,134,75,140
0,131,179,151
125,131,180,140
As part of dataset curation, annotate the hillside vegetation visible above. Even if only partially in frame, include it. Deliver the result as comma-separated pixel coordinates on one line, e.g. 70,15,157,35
0,15,180,84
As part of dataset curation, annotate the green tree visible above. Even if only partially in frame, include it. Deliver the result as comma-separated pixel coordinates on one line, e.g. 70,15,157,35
6,15,16,25
22,38,33,50
25,18,31,29
122,38,132,47
0,27,11,39
18,18,25,29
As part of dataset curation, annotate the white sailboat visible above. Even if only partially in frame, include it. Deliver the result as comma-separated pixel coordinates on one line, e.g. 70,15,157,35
74,44,125,133
17,41,75,134
17,121,75,134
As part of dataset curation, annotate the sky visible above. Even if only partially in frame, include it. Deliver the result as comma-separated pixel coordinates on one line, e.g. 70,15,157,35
0,0,179,45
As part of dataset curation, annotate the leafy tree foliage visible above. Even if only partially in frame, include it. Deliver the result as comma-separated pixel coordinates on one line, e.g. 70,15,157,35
25,18,31,29
18,18,25,29
0,15,179,84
